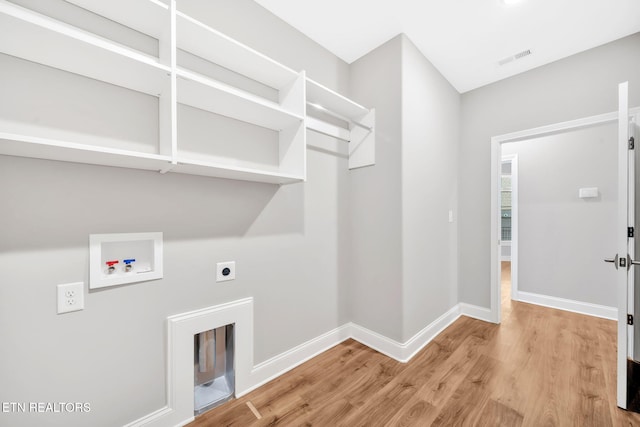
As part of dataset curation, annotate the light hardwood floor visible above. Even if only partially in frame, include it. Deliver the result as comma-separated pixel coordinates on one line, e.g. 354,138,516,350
190,266,640,426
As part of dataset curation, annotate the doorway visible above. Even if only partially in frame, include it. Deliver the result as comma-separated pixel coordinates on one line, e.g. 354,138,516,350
491,100,640,411
490,113,624,324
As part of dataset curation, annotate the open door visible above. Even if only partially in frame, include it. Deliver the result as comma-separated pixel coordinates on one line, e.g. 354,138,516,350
613,81,640,410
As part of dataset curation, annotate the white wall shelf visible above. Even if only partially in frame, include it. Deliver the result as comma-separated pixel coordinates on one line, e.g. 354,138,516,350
64,0,170,40
306,78,369,119
0,133,173,172
305,78,376,170
0,0,170,97
0,0,373,184
176,69,303,131
175,10,298,90
173,159,304,185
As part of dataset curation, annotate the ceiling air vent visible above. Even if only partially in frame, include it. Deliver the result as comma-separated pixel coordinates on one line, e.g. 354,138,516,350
498,49,532,66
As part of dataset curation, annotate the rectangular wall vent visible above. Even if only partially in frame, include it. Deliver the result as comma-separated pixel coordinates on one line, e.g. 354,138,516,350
498,49,532,66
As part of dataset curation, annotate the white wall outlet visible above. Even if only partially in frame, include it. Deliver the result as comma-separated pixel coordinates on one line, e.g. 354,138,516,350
216,261,236,282
57,282,84,314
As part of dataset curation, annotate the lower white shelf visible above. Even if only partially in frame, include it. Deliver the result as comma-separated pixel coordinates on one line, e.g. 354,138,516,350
173,157,304,184
0,133,172,172
0,133,305,184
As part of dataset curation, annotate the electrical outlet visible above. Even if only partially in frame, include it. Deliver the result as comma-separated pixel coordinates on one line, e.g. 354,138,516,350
57,282,84,314
216,261,236,282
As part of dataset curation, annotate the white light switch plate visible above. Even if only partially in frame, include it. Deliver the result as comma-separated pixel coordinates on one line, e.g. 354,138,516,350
57,282,84,314
216,261,235,282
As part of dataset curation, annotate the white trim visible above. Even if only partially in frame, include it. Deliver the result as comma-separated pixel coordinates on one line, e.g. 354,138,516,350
400,305,463,361
517,291,617,320
491,135,501,323
459,303,494,323
122,406,174,427
164,298,254,427
241,324,351,397
348,322,407,361
349,304,464,362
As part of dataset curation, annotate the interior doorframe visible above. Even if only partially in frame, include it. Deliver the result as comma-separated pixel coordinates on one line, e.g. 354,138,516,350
489,110,637,324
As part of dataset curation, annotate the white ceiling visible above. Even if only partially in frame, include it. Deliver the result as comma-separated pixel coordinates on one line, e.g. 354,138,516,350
253,0,640,93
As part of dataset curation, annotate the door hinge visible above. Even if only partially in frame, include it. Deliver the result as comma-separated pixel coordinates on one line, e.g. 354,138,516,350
630,136,635,150
629,227,635,238
629,314,634,325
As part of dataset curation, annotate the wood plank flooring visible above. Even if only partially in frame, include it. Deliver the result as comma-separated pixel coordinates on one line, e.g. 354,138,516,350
190,266,640,426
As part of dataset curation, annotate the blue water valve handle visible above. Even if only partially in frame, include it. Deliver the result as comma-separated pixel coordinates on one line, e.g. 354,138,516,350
123,259,136,272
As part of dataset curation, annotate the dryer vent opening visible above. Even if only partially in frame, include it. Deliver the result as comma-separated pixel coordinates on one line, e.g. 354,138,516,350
194,324,235,415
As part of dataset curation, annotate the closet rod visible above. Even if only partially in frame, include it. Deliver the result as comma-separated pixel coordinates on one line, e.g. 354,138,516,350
307,102,373,132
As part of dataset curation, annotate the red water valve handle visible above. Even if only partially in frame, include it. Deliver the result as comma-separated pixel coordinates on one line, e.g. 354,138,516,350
106,260,119,267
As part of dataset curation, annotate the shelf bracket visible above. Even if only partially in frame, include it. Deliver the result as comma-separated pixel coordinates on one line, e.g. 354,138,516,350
158,162,176,174
348,108,375,170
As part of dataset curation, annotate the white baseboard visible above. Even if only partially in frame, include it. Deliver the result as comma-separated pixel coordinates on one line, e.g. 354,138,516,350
400,304,462,361
240,324,351,397
459,302,494,323
122,406,174,427
347,305,462,362
348,322,406,361
517,291,617,320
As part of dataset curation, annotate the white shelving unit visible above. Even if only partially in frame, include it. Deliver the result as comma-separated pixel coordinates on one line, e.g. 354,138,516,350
0,0,373,183
305,78,375,169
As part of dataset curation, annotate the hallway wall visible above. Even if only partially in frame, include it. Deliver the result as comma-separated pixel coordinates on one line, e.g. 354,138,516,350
459,32,640,308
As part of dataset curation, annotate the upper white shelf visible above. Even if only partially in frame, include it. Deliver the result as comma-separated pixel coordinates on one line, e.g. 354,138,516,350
306,78,369,121
62,0,169,40
0,0,170,96
177,69,303,131
176,11,298,90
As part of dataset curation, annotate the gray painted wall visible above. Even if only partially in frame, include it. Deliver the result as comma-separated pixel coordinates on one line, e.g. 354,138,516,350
348,35,460,342
348,35,404,341
400,36,460,341
0,1,351,426
459,33,640,308
502,122,618,307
